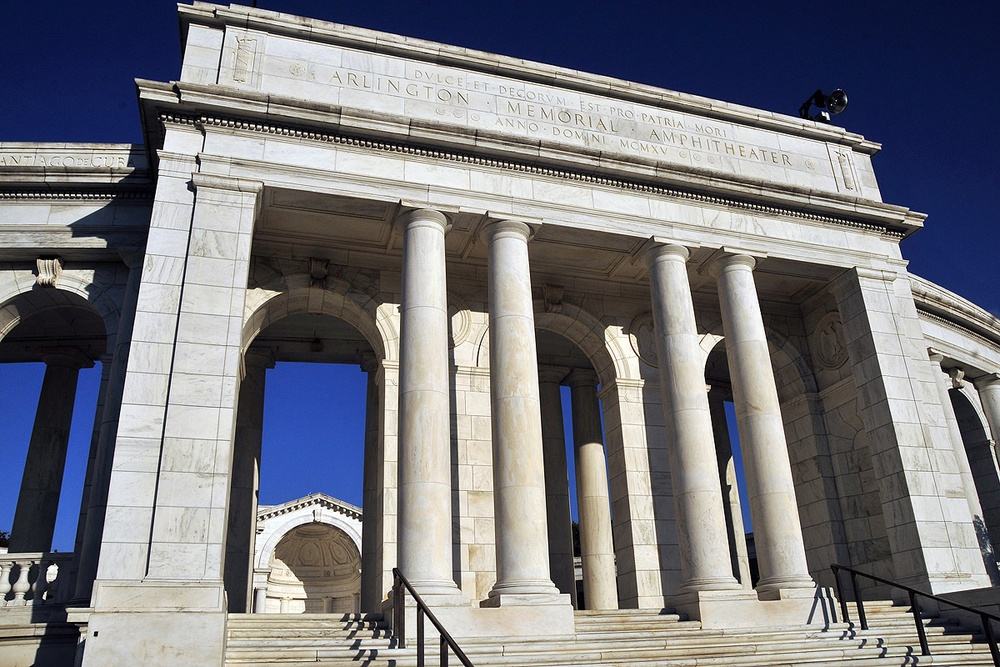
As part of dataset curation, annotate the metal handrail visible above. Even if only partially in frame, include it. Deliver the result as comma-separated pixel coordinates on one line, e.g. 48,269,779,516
831,563,999,666
391,568,475,667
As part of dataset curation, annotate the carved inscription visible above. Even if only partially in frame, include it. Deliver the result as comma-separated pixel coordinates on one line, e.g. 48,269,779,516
282,55,800,171
0,153,132,168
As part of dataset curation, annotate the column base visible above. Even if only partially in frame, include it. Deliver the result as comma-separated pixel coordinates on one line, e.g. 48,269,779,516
756,575,818,599
667,587,838,629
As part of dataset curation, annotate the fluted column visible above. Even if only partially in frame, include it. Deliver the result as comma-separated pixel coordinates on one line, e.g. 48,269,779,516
644,243,740,592
224,348,273,613
567,368,618,609
538,366,577,605
710,253,813,595
396,207,460,596
483,218,560,600
9,348,94,553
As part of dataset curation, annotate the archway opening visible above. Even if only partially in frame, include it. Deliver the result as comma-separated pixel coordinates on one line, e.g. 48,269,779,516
704,340,756,588
226,310,375,613
536,329,617,610
264,522,362,614
0,293,106,557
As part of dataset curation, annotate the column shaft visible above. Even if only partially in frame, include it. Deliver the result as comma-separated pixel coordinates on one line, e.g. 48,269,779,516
396,208,459,595
645,244,739,592
9,351,92,553
484,219,559,598
712,254,813,594
360,354,384,611
976,376,1000,447
539,368,577,605
568,369,618,609
224,349,272,612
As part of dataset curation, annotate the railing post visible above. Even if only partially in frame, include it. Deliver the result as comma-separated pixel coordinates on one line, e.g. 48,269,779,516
417,607,425,667
908,590,929,656
849,571,868,630
831,566,850,625
394,570,406,649
11,561,31,605
441,635,449,667
0,560,12,606
981,613,1000,667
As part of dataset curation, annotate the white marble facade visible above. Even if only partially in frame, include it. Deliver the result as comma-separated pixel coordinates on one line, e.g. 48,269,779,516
1,3,1000,666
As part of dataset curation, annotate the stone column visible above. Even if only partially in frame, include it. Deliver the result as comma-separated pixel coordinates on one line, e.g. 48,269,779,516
710,253,814,596
224,348,273,613
483,218,561,601
396,208,461,597
360,353,384,611
707,390,753,588
538,366,577,606
9,348,93,553
931,354,1000,583
975,375,1000,447
567,368,618,610
644,243,740,593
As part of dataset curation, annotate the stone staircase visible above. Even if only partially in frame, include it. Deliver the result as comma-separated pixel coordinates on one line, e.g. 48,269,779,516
224,602,997,666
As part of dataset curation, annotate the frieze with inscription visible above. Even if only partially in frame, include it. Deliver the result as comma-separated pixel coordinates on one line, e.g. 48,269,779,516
218,29,881,200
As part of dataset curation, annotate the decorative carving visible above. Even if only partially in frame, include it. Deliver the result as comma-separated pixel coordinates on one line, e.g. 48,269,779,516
628,312,658,368
542,284,564,313
814,313,849,370
836,152,856,191
35,257,62,287
948,367,966,389
448,294,473,348
308,257,329,287
233,36,257,83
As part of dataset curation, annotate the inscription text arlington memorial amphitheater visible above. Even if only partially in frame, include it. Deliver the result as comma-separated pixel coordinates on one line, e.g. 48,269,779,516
2,3,1000,666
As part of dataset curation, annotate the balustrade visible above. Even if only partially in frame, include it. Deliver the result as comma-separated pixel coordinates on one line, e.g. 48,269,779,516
0,552,72,606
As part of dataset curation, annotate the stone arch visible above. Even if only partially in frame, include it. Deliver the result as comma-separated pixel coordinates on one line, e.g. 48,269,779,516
700,317,818,400
256,512,363,572
0,269,122,355
242,274,393,361
950,386,1000,555
469,297,635,385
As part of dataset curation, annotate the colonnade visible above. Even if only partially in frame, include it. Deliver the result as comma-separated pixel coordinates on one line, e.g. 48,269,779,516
391,207,821,606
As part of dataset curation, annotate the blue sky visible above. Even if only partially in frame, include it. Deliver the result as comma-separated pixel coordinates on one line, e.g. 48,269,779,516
1,1,997,550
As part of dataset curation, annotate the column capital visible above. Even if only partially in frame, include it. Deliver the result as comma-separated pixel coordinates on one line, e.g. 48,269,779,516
479,215,542,243
538,365,569,385
640,241,691,269
190,173,263,195
565,367,599,389
706,252,758,278
395,206,452,234
973,373,1000,391
359,351,379,374
38,347,94,370
927,348,946,365
244,347,276,369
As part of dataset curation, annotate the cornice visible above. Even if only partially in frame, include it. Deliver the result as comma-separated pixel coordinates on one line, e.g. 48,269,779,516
156,109,910,239
0,189,154,202
911,274,1000,351
257,492,363,522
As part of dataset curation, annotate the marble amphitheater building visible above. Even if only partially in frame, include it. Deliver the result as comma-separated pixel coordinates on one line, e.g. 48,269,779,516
2,3,1000,666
